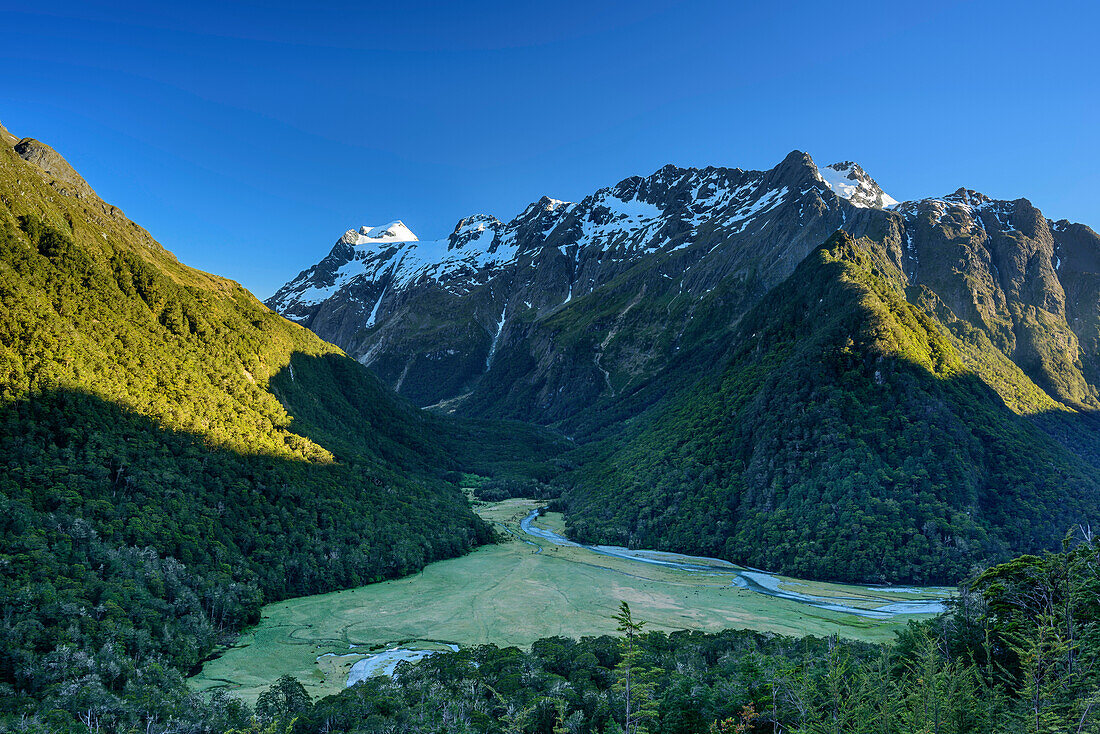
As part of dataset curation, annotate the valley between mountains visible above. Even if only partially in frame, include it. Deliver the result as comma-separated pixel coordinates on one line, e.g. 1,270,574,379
2,119,1099,732
191,498,950,704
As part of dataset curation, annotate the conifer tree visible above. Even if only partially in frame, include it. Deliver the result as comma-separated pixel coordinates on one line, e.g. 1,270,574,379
612,601,660,734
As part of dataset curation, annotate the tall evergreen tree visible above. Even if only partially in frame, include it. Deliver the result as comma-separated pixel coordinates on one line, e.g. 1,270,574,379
612,601,659,734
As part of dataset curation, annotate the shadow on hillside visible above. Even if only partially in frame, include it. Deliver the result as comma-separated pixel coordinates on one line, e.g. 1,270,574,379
0,382,493,604
0,380,509,724
559,330,1100,586
269,351,572,484
1028,408,1100,471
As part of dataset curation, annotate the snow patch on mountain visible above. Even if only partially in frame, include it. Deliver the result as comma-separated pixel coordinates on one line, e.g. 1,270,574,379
896,189,1017,234
380,231,518,289
580,191,665,252
485,304,507,369
689,178,757,227
287,258,371,309
366,284,388,328
341,221,419,247
727,186,789,233
270,153,910,322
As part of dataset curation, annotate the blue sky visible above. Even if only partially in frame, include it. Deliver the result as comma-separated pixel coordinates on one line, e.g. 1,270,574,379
2,0,1097,298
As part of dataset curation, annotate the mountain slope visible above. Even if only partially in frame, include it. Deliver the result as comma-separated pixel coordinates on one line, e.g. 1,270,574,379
0,124,560,729
894,190,1100,412
562,231,1100,584
269,154,1100,441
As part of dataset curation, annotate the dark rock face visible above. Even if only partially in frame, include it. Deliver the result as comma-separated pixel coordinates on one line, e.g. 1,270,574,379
268,152,1100,424
14,137,97,200
1055,221,1100,388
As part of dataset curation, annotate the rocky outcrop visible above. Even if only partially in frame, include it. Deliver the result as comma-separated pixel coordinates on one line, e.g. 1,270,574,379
14,137,97,200
895,191,1100,410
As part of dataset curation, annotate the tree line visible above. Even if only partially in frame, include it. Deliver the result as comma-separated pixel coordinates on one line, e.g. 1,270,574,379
25,529,1087,734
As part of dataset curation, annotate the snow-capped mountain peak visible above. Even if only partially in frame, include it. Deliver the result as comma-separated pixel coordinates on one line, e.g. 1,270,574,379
816,161,898,209
446,214,505,254
269,152,909,350
339,221,419,247
361,221,418,242
450,213,500,239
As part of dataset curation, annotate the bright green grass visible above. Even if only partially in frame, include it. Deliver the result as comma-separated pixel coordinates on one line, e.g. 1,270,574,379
190,499,948,704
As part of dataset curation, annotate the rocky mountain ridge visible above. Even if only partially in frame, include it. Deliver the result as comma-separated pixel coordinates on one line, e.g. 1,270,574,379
271,154,896,320
268,151,1100,429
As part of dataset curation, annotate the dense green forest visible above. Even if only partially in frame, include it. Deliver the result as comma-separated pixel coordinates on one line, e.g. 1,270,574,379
561,232,1100,584
12,531,1091,734
0,137,565,729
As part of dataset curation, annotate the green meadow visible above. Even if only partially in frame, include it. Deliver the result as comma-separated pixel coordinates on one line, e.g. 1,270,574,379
190,499,950,704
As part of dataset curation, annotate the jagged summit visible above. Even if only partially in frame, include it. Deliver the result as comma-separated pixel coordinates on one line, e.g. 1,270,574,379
299,153,896,309
941,187,993,207
266,150,912,411
772,149,816,179
816,160,898,209
361,220,418,242
341,221,419,246
453,213,499,231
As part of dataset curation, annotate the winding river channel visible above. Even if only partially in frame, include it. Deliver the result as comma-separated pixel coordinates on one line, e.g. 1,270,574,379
341,510,949,686
519,509,948,619
190,499,953,700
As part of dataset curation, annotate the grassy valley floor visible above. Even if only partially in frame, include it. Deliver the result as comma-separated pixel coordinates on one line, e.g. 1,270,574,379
189,499,951,704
